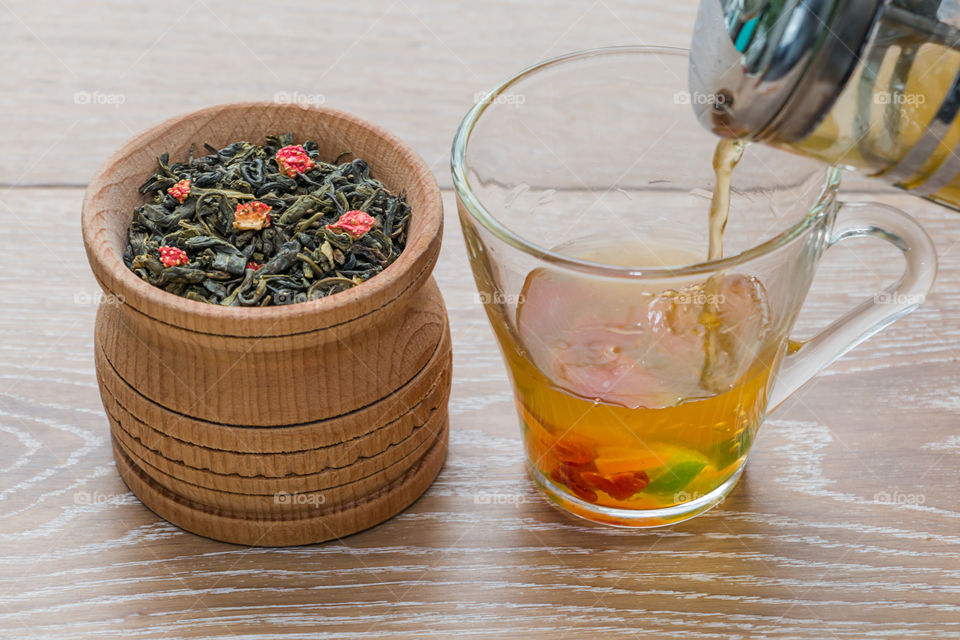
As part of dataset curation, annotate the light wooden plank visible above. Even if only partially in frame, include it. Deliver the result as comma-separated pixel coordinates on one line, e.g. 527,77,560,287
0,186,959,637
0,0,698,188
4,0,960,635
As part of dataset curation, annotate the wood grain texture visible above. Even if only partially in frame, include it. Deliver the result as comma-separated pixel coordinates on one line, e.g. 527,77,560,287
97,352,452,474
94,325,452,453
3,183,960,637
0,0,698,189
109,402,446,495
111,420,449,546
3,0,960,635
94,278,448,425
107,416,445,516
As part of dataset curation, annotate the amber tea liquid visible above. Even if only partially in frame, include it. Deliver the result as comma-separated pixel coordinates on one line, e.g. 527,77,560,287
707,139,745,260
472,136,781,523
488,224,782,523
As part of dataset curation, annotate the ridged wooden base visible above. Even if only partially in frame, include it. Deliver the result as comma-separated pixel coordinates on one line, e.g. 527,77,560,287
107,393,447,496
94,323,452,472
96,320,450,542
111,420,448,546
110,420,442,516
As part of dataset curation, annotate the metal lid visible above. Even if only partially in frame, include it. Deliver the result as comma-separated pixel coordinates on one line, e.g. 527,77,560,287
688,0,881,142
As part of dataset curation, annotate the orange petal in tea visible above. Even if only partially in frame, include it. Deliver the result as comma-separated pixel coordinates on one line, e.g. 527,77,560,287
516,401,555,443
549,434,597,466
594,446,668,476
233,201,273,231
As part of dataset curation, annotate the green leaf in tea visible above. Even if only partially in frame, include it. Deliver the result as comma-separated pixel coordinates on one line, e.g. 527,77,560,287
123,134,411,307
643,460,707,495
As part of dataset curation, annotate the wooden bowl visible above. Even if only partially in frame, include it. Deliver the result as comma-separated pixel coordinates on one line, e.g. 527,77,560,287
82,102,445,425
81,103,451,545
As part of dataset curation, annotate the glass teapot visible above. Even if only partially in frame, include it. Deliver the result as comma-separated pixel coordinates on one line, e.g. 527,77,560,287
689,0,960,208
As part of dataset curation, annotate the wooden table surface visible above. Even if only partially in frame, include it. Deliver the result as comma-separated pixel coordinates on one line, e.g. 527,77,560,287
3,1,960,638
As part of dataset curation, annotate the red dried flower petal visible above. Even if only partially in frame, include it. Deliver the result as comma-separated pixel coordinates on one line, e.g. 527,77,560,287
167,179,191,204
233,201,272,231
550,464,597,503
326,210,376,239
606,471,650,500
580,471,616,495
246,261,263,271
275,145,316,178
579,469,650,500
158,245,188,268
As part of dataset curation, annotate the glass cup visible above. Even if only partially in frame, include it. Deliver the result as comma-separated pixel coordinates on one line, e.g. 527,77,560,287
451,47,937,527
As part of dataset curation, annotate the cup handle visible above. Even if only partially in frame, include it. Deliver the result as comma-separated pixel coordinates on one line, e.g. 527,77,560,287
769,200,938,409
